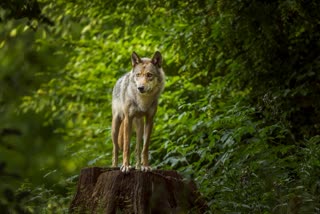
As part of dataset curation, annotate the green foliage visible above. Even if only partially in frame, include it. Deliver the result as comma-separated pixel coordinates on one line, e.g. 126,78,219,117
1,0,319,213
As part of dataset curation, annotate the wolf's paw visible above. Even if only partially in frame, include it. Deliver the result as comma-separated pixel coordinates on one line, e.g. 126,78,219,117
120,165,131,173
135,163,141,170
141,165,152,172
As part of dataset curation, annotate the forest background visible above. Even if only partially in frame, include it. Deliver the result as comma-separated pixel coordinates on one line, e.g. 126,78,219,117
1,0,320,213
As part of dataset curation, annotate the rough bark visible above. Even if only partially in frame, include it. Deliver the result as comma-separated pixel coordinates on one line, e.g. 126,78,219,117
69,167,208,213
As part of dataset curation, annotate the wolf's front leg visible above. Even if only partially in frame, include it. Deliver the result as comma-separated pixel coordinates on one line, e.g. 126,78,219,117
141,115,154,172
121,116,133,173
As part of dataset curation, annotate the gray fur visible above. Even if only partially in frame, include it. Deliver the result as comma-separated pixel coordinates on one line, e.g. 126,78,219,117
111,51,165,173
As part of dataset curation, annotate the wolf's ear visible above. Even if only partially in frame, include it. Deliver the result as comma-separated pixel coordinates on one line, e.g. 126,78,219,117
151,51,162,67
131,51,142,66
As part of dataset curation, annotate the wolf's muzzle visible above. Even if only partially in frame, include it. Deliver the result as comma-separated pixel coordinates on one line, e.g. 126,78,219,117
138,86,145,93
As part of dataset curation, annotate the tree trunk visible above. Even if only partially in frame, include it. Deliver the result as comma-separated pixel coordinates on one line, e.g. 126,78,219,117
69,167,208,213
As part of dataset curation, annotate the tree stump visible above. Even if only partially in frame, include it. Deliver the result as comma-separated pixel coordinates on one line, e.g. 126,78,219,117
69,167,208,213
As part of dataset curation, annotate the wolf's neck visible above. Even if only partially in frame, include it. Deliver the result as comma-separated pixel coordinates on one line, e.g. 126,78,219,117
135,93,158,112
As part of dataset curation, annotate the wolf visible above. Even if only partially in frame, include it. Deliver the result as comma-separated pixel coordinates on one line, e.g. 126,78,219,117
111,51,165,173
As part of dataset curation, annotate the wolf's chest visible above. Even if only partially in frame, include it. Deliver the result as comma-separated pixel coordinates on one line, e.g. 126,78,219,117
135,96,155,113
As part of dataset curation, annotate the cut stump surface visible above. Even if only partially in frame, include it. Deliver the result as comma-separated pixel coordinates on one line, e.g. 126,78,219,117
69,167,207,213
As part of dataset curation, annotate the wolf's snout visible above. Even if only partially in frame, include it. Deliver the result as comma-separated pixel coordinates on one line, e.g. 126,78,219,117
138,86,145,93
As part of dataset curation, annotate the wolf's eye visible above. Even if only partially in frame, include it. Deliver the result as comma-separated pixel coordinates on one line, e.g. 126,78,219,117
146,73,153,78
136,73,141,77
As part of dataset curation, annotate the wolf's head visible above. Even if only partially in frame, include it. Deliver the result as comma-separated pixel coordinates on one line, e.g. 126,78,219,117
131,51,164,95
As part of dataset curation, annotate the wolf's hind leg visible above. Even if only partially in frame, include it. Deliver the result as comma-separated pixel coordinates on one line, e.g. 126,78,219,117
134,117,144,170
121,115,133,173
112,115,121,167
118,122,124,150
